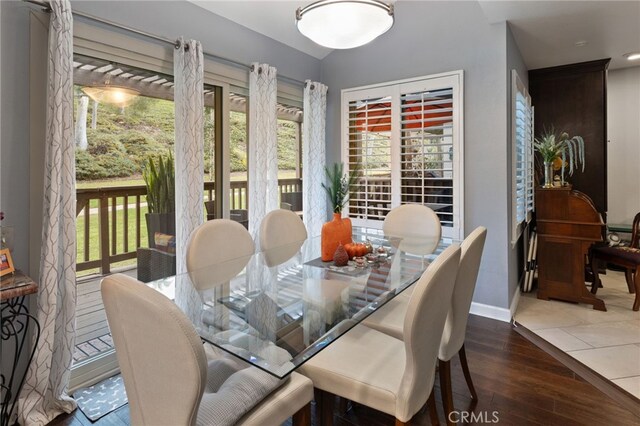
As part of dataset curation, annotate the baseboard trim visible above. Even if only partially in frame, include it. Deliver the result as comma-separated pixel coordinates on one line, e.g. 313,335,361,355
514,321,640,418
470,289,521,323
469,302,511,322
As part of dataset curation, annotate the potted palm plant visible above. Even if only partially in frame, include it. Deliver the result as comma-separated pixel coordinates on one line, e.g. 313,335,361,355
534,130,585,188
143,153,175,248
320,163,359,261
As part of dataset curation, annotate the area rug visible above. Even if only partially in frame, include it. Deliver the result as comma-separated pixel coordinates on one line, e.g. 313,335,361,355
74,374,128,421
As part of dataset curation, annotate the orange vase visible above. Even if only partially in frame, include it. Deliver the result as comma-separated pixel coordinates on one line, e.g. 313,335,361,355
321,213,353,261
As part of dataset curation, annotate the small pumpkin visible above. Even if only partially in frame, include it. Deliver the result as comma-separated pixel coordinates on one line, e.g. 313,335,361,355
344,243,356,259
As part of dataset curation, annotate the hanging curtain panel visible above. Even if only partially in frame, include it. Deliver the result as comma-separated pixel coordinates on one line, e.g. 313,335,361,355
18,1,78,424
174,37,205,318
303,80,328,236
248,63,278,239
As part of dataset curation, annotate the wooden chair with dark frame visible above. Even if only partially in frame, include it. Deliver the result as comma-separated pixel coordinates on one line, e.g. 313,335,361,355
590,212,640,311
204,200,249,229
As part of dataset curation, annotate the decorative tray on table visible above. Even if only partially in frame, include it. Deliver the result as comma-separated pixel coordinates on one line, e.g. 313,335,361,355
304,251,393,277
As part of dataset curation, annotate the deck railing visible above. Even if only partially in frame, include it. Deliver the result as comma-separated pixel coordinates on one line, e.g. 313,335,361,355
76,178,302,275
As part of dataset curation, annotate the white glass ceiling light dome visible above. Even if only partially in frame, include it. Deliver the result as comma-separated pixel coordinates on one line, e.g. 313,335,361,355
296,0,394,49
82,86,140,107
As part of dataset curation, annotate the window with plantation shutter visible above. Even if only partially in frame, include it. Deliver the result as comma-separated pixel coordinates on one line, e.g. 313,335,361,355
342,72,464,240
512,70,534,241
399,88,455,228
346,89,393,222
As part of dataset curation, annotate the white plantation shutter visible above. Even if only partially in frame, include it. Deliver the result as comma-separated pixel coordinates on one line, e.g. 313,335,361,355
346,90,393,222
512,70,534,241
399,87,455,228
342,72,464,240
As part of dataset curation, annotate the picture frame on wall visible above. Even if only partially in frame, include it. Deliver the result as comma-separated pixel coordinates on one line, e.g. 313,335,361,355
0,248,15,277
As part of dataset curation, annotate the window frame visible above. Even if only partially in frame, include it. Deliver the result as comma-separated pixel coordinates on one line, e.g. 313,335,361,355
511,69,534,243
341,71,464,240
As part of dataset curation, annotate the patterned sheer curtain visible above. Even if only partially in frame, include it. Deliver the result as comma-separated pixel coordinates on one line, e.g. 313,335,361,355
303,80,328,236
18,1,78,424
173,38,204,318
248,63,278,239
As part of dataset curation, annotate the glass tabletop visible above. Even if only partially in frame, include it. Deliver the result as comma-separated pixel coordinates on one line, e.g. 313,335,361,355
147,227,457,378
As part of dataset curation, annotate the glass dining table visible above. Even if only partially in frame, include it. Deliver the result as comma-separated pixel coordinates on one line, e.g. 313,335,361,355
146,227,456,379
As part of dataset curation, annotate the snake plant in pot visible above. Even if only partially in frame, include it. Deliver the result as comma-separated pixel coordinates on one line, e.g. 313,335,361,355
143,153,175,248
534,130,585,188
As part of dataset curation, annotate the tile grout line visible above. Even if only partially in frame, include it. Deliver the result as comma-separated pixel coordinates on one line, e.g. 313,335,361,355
566,342,640,353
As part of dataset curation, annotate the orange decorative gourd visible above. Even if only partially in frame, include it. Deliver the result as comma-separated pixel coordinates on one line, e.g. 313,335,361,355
344,243,355,259
321,213,353,261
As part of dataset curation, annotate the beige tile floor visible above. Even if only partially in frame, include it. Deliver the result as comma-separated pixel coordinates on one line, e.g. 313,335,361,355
515,270,640,399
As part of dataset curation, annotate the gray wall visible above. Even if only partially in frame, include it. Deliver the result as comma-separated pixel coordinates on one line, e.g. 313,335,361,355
506,23,529,307
0,0,36,413
320,1,513,309
1,0,31,271
607,67,640,225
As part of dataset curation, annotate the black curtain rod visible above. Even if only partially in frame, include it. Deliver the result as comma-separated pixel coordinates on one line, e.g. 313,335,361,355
22,0,306,87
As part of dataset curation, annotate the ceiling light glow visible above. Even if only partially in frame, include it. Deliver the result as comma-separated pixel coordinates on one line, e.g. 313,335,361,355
296,0,394,49
81,86,140,107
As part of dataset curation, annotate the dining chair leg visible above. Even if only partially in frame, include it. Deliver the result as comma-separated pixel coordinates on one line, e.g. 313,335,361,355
626,268,636,294
633,268,640,311
458,344,478,400
426,387,440,426
292,402,312,426
590,254,601,294
338,397,350,415
438,359,454,426
313,388,324,425
316,389,335,426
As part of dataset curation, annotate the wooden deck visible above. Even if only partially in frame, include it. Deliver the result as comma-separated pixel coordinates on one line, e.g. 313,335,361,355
73,268,137,364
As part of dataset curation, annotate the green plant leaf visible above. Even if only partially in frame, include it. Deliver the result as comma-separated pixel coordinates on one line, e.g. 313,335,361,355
143,153,175,214
534,129,585,177
323,162,359,214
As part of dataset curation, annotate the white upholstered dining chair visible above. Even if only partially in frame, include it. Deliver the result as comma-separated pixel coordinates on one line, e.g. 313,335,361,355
102,273,314,426
384,203,442,256
259,209,307,267
362,226,488,424
381,204,442,302
186,219,255,291
298,244,462,425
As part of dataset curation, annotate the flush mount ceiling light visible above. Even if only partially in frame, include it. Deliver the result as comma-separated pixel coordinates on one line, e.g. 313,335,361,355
81,68,140,107
296,0,394,49
623,52,640,61
81,86,140,107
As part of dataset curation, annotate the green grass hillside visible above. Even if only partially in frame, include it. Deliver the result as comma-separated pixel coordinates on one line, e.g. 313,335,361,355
75,89,299,182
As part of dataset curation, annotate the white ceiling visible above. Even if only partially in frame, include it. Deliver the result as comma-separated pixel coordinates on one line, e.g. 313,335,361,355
189,0,333,59
188,0,640,69
478,1,640,70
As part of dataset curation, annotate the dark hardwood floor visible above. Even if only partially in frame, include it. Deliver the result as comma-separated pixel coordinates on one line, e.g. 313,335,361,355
49,315,640,426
